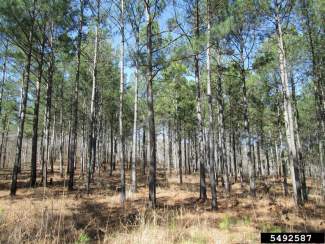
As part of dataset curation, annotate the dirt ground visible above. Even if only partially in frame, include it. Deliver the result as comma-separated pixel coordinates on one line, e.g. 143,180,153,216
0,164,324,243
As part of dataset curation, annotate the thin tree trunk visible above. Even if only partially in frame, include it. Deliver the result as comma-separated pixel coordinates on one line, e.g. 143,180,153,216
291,76,308,201
0,47,8,168
232,129,237,182
266,149,270,176
145,1,157,208
216,48,230,196
194,0,206,202
168,121,173,175
275,3,303,206
0,40,8,117
275,143,280,178
10,6,35,195
80,115,85,176
177,122,182,184
238,139,244,187
163,125,166,170
68,0,84,191
301,0,325,198
0,115,8,168
206,0,217,209
257,140,262,177
110,125,114,176
188,133,191,174
239,36,255,197
67,120,71,174
87,0,100,193
59,74,65,178
50,113,56,173
119,0,126,205
194,131,198,172
131,30,139,192
280,131,288,196
2,123,9,168
42,23,55,188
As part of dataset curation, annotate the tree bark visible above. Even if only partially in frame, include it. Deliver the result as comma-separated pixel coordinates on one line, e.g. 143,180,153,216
68,0,84,191
163,125,166,169
145,0,157,208
275,3,303,206
0,115,8,168
1,122,9,168
280,131,288,196
216,48,230,196
232,129,237,182
194,0,207,202
206,0,217,209
109,125,114,176
301,0,325,197
239,36,255,197
59,73,65,178
10,3,35,195
87,0,100,193
168,121,173,175
0,42,8,170
41,23,55,188
119,0,126,205
290,76,308,201
141,126,146,175
177,122,182,184
131,24,139,192
0,40,8,117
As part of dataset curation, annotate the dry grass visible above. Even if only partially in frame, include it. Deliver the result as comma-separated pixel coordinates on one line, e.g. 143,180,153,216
0,166,324,243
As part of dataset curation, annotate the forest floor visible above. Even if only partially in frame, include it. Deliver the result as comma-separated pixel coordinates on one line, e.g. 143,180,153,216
0,165,324,243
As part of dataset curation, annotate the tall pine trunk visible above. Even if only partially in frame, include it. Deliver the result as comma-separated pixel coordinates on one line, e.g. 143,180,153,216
31,34,45,187
290,76,308,201
145,0,157,208
41,23,55,188
87,0,99,193
168,121,173,175
131,25,140,193
275,3,303,206
301,0,325,198
216,49,230,195
239,37,255,197
119,0,126,205
177,120,182,184
10,4,35,195
206,0,217,209
109,125,114,176
68,0,84,191
194,0,206,202
59,74,65,178
0,40,8,117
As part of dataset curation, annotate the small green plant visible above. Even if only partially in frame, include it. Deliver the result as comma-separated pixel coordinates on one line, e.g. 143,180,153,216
0,207,4,223
242,215,251,225
218,215,237,230
261,223,283,233
76,233,90,244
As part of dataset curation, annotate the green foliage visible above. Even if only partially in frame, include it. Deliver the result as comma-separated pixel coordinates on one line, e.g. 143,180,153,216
156,58,196,133
218,215,237,230
242,215,251,225
260,223,283,233
76,232,90,244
